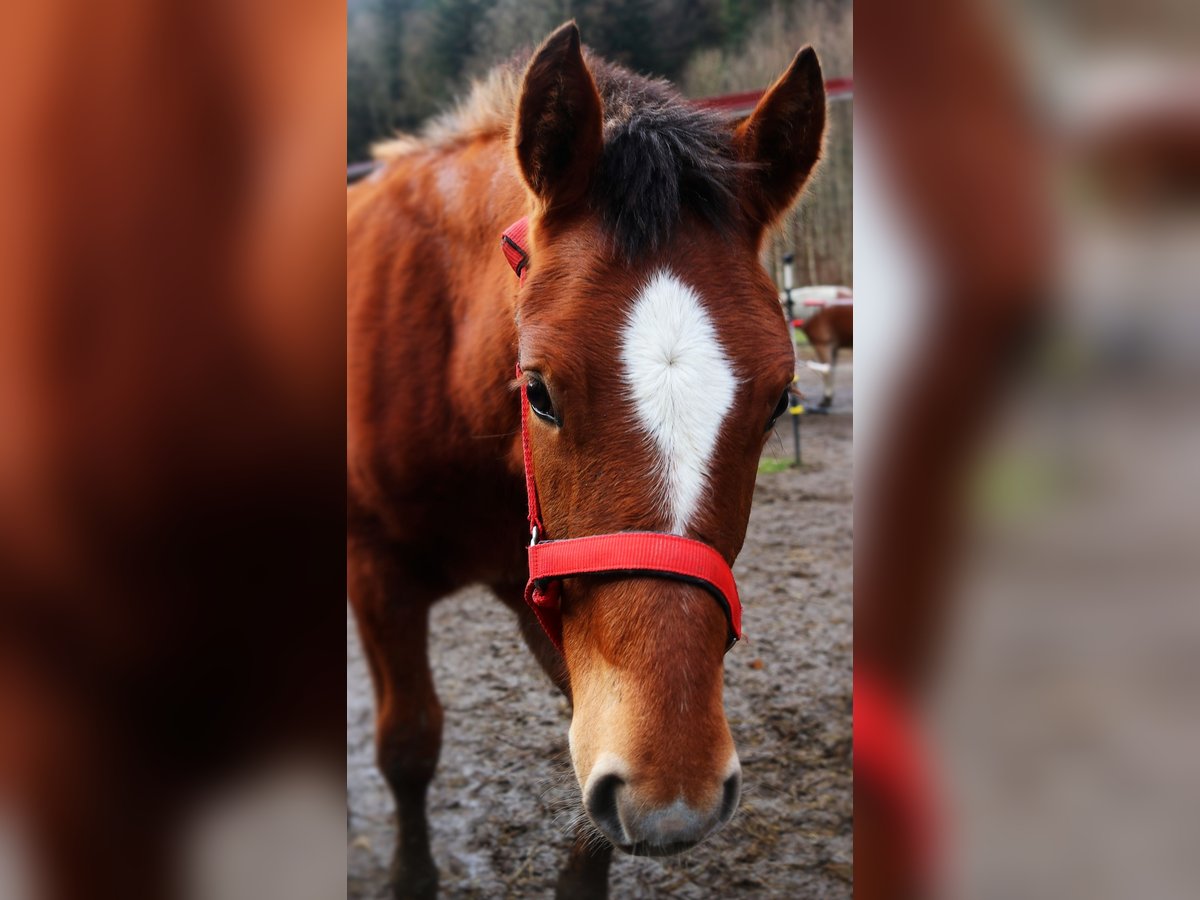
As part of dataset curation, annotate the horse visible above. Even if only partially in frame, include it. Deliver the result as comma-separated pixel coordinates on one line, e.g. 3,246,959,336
798,302,853,410
347,22,826,899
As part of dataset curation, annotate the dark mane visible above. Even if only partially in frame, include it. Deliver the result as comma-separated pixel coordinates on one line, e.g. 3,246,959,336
587,56,742,260
374,50,742,261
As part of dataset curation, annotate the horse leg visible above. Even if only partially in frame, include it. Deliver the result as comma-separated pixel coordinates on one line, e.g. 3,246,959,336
491,583,614,896
826,345,840,408
36,782,175,900
492,581,569,696
809,342,833,410
554,830,614,900
3,667,178,900
349,542,443,900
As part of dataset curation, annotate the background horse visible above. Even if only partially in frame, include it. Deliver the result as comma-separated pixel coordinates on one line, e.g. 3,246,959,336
347,22,826,900
800,302,853,410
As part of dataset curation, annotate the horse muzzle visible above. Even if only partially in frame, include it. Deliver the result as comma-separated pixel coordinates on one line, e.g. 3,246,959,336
582,754,742,855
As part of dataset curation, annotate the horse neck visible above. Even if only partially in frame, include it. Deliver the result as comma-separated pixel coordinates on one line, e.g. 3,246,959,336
425,134,528,266
415,135,530,439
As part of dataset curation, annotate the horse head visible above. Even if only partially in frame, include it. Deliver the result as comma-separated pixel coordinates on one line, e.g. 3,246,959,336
511,22,826,856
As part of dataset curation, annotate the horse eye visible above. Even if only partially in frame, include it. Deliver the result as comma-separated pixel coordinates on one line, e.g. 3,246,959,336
526,379,559,426
767,389,790,431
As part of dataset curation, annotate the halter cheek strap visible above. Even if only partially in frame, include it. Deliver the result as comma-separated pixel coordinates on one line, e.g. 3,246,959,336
505,217,743,654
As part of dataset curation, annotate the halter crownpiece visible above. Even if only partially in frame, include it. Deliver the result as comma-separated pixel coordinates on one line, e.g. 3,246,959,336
505,218,743,654
501,216,531,283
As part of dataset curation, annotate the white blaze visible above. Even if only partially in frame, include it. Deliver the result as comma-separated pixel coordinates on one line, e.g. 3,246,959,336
620,270,737,534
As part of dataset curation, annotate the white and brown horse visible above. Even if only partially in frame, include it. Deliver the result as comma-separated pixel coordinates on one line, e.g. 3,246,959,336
799,301,853,410
347,23,825,898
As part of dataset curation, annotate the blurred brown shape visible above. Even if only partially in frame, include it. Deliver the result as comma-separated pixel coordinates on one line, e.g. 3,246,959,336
856,0,1200,897
854,0,1055,895
0,1,345,898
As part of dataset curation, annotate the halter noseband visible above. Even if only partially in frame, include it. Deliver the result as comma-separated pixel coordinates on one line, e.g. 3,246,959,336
502,217,743,654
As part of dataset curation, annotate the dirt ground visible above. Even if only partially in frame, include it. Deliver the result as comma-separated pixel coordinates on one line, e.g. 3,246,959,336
348,357,853,899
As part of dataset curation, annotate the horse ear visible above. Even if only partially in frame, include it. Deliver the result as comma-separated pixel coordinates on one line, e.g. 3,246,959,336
515,22,604,211
733,47,827,231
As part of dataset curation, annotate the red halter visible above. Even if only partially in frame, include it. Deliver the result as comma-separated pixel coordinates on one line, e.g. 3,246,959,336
502,217,743,654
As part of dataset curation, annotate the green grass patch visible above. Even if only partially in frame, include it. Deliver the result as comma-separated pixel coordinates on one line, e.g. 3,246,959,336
971,453,1064,520
757,458,795,474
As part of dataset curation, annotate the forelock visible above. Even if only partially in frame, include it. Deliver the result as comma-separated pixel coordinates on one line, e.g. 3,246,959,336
589,58,743,261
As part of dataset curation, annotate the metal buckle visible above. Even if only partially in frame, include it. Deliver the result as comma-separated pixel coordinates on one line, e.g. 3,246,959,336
529,525,539,546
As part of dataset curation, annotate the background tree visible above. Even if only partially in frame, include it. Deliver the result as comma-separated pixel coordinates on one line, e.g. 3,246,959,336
347,0,853,286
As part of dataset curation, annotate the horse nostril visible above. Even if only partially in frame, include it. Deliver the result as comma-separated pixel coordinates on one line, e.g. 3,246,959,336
719,770,742,825
585,772,626,842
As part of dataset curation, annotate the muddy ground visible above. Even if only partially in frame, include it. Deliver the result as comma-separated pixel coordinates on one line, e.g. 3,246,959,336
348,358,853,899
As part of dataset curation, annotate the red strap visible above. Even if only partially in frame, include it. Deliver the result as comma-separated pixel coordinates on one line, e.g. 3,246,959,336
501,216,530,283
854,666,939,885
526,533,742,652
516,368,543,537
508,223,741,658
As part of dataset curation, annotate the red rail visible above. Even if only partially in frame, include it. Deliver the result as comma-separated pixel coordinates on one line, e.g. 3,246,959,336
694,77,853,114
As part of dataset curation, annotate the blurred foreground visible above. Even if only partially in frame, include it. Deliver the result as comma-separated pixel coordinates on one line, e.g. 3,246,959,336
0,1,346,898
855,0,1200,896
